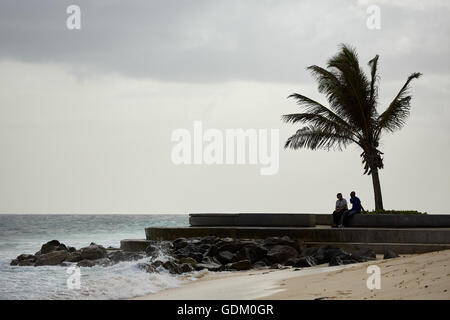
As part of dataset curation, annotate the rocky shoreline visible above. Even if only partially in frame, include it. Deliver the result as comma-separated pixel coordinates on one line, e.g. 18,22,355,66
10,236,399,274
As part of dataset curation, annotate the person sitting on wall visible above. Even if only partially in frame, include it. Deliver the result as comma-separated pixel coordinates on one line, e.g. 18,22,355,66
332,193,348,228
339,191,365,227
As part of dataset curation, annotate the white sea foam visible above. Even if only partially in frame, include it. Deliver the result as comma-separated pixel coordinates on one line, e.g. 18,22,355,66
0,214,191,300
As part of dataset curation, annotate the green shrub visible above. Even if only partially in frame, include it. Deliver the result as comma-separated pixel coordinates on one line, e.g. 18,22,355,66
364,210,427,215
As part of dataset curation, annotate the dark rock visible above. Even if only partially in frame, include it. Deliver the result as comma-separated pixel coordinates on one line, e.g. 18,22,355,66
329,256,359,266
35,250,68,266
40,240,61,255
252,261,267,268
295,256,317,267
322,247,350,261
236,245,268,263
217,242,242,254
263,236,304,252
194,262,223,272
65,252,83,262
10,259,19,266
68,246,77,253
17,254,36,262
174,244,204,262
217,250,235,264
300,247,319,257
383,249,399,259
162,261,182,274
226,260,252,271
173,238,188,250
313,245,347,264
137,263,156,273
205,245,218,257
200,236,218,244
145,245,158,256
179,257,198,265
267,245,299,264
151,260,164,269
108,251,143,263
351,247,377,262
18,260,36,266
77,259,96,267
80,245,107,260
56,244,68,252
179,263,194,273
94,258,113,267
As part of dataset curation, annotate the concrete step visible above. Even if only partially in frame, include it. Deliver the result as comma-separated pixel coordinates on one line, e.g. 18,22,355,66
189,213,315,227
189,213,450,228
145,226,450,244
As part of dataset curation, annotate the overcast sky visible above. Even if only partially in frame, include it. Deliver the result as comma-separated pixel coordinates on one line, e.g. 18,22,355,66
0,0,449,214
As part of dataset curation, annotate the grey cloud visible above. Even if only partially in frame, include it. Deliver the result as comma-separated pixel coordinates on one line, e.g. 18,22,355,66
0,0,449,83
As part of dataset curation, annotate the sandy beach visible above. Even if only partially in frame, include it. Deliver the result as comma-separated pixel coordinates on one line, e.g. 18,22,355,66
133,249,450,300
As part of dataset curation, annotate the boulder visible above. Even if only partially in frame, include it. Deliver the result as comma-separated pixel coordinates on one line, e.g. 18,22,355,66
145,245,158,256
217,242,242,254
194,262,223,272
217,251,235,264
266,245,299,264
294,256,317,268
200,236,218,244
172,238,188,250
236,245,268,263
383,249,399,259
329,256,359,266
108,251,143,263
65,252,83,262
179,263,194,273
80,245,107,260
226,260,252,271
205,245,218,257
40,240,62,255
137,263,156,273
163,261,182,274
252,261,267,268
179,257,198,265
77,259,96,267
35,250,68,266
17,254,36,262
351,247,377,262
151,260,164,269
263,236,304,252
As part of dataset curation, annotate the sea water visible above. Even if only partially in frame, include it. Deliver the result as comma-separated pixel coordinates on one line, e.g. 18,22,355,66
0,214,201,300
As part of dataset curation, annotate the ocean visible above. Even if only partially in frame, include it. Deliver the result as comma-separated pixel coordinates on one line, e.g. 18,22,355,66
0,214,205,300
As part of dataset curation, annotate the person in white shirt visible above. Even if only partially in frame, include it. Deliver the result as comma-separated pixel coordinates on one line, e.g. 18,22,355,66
332,193,348,227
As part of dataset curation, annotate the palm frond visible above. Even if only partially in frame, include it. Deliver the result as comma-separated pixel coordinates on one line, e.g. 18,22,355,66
368,54,380,114
375,72,422,137
284,126,353,151
286,93,362,139
325,44,375,135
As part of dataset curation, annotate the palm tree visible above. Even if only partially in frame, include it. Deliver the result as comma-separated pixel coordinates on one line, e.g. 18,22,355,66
282,44,421,210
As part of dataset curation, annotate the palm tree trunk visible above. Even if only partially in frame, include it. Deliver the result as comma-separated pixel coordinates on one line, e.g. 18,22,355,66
371,167,384,210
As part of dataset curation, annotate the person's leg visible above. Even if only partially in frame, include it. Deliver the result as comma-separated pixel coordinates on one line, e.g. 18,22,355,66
332,210,341,226
339,210,348,227
343,210,357,227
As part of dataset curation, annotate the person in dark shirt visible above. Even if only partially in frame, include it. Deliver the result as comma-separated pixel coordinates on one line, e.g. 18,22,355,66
339,191,365,227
